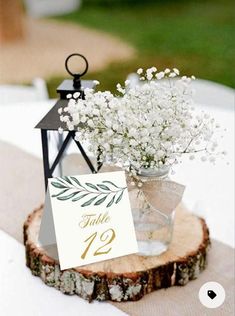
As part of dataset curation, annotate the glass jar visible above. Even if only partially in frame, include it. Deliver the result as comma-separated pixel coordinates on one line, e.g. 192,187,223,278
129,166,175,256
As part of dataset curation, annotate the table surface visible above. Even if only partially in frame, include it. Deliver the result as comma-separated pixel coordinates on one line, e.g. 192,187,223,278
0,229,127,316
0,79,234,316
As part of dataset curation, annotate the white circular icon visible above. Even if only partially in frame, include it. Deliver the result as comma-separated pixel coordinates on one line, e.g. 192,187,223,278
199,281,225,308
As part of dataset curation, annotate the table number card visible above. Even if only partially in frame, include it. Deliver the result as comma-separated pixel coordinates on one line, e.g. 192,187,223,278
39,171,138,270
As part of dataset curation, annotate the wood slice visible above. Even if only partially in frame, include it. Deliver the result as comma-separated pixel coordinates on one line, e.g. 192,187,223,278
23,204,210,302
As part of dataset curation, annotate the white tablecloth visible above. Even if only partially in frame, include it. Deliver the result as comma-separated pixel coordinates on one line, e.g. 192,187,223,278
0,229,126,316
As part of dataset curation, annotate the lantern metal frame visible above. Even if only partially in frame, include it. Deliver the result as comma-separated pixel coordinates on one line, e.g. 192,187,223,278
35,54,102,190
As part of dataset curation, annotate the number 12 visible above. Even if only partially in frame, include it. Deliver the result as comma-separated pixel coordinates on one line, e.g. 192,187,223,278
81,228,116,260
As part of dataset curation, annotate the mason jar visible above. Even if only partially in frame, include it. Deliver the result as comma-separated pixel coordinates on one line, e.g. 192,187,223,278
129,166,175,256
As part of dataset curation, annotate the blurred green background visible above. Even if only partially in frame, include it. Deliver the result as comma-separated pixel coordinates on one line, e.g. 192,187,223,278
47,0,235,97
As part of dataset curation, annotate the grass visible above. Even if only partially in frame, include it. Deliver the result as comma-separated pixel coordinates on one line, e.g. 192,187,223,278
47,0,235,97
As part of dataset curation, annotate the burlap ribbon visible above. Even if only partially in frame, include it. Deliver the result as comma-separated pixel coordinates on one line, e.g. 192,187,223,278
96,163,185,215
126,175,185,216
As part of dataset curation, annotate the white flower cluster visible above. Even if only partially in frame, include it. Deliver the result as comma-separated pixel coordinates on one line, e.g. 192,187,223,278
59,67,224,174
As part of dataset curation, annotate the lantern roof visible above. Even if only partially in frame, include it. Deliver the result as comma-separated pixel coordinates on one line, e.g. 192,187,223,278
35,53,95,131
35,80,95,130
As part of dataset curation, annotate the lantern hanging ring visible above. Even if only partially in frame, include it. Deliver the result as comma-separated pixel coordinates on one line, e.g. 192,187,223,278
65,53,89,88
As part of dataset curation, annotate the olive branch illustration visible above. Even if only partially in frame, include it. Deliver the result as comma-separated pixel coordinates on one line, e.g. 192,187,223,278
51,176,127,207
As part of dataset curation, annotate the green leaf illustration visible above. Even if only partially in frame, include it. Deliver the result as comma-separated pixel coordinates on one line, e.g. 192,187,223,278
107,195,115,207
70,177,84,188
97,184,110,191
81,196,97,207
51,181,67,189
51,177,126,207
94,195,108,205
115,190,124,204
57,192,79,201
102,180,120,189
52,189,69,197
72,193,89,202
62,176,72,185
85,183,98,191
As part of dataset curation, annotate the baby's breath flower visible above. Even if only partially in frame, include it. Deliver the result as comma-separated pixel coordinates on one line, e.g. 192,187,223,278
67,123,74,131
156,71,165,80
137,68,143,75
66,93,72,99
173,68,180,75
73,92,80,98
169,72,177,78
116,83,125,94
59,66,222,172
93,80,100,85
58,127,63,134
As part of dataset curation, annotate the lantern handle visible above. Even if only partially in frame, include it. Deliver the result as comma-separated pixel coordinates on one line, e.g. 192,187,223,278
65,53,89,88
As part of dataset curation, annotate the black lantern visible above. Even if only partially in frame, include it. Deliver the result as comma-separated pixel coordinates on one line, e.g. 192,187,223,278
35,53,102,190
